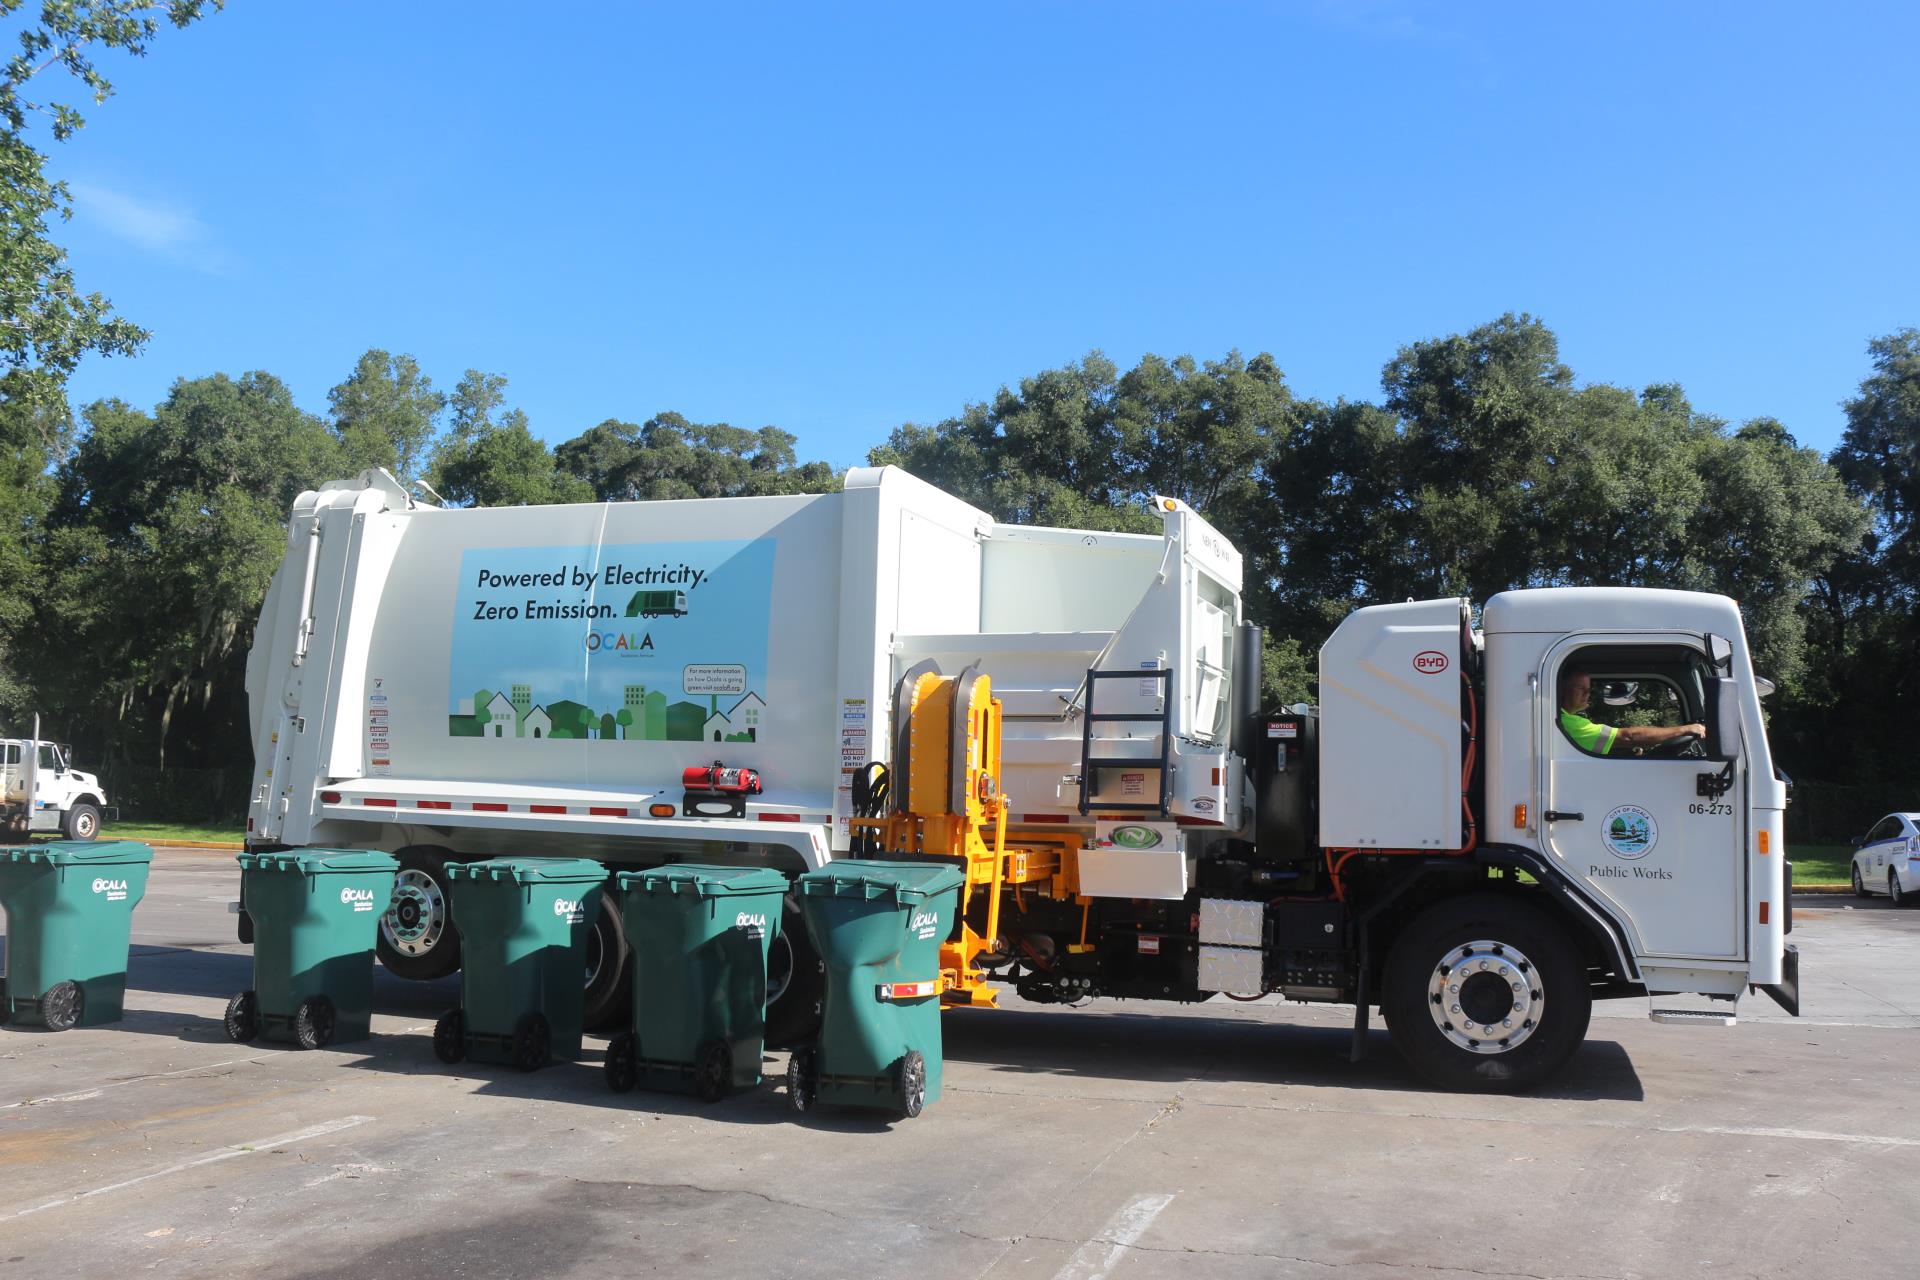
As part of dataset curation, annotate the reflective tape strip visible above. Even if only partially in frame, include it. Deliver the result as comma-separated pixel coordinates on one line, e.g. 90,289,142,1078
877,979,941,1001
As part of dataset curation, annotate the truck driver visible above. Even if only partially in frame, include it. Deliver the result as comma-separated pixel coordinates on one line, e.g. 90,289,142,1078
1558,668,1706,756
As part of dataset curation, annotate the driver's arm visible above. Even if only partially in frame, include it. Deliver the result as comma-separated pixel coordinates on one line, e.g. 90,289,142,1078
1616,721,1705,747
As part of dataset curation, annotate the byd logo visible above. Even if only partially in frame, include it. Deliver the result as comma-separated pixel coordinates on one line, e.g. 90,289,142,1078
1412,650,1450,675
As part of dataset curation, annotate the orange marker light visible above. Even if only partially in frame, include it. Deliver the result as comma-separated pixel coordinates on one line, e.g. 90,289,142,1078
1758,901,1770,925
1758,830,1770,855
648,803,675,818
1513,804,1528,830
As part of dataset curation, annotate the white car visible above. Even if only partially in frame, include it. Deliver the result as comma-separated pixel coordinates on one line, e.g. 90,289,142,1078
1851,812,1920,906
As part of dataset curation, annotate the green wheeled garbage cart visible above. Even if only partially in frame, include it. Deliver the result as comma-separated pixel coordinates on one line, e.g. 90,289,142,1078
0,840,153,1030
432,857,606,1071
605,864,788,1102
226,849,399,1049
786,860,964,1120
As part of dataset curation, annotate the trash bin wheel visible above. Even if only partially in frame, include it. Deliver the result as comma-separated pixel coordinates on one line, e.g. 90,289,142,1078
223,991,260,1043
895,1050,927,1120
41,980,83,1032
433,1009,466,1064
786,1046,818,1113
695,1039,733,1103
293,995,336,1050
604,1030,638,1093
512,1012,552,1072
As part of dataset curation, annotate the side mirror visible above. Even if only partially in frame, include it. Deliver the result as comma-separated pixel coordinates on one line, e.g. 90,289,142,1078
1853,835,1865,847
1704,676,1741,761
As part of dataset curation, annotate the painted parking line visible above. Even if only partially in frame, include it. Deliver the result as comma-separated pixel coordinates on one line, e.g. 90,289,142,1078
3,1115,375,1221
1052,1192,1177,1280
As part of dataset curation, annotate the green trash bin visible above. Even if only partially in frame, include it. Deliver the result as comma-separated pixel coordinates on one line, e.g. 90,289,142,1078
0,840,153,1030
605,864,789,1102
787,860,964,1120
431,857,606,1071
226,849,399,1049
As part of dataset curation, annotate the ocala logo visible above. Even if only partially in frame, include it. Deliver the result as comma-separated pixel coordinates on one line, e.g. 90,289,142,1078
907,909,940,939
583,631,655,653
554,898,583,922
92,877,129,901
734,912,768,930
341,886,378,912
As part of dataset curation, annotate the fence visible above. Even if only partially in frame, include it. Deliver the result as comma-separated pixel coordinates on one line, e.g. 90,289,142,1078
1782,779,1917,846
98,763,251,824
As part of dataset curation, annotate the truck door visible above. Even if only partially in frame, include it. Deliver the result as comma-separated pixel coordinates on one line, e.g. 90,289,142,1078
1540,639,1743,961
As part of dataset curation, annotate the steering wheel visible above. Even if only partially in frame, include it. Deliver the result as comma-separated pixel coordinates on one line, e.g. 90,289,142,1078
1646,731,1704,759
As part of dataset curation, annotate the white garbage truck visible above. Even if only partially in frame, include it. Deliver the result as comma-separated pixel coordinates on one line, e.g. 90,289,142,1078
2,718,113,841
245,465,1798,1087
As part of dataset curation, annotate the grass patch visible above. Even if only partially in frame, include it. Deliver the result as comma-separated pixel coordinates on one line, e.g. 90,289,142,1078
103,820,245,845
1788,844,1852,887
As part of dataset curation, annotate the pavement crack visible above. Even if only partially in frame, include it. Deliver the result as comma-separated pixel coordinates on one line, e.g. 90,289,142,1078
559,1176,1018,1246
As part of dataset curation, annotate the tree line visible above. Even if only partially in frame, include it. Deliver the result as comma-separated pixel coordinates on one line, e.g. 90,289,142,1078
0,313,1915,828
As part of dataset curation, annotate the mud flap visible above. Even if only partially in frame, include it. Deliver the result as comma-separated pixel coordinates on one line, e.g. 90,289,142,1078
1754,943,1799,1016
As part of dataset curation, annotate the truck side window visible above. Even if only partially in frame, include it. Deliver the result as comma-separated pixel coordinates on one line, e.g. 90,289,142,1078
1554,646,1702,759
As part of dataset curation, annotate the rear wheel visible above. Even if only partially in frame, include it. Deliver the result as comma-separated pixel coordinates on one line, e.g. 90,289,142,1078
1892,872,1910,909
223,991,259,1043
513,1013,551,1072
604,1030,638,1093
378,847,462,981
432,1009,466,1063
786,1046,817,1113
61,803,100,841
695,1040,733,1103
1382,893,1592,1093
41,980,82,1032
293,996,335,1050
895,1050,927,1119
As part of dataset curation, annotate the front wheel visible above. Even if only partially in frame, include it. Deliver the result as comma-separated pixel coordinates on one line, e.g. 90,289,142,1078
61,803,100,841
41,980,83,1032
1853,863,1869,898
293,996,336,1050
1382,893,1592,1093
786,1047,817,1113
695,1040,733,1103
895,1050,927,1120
432,1009,466,1063
513,1013,551,1072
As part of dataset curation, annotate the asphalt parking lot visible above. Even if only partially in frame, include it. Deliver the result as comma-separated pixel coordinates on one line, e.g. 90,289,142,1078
3,848,1917,1279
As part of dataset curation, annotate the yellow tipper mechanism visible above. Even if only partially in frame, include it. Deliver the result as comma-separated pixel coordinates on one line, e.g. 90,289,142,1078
855,664,1081,1009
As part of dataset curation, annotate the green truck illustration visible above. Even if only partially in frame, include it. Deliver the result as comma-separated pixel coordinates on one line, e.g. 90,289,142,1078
626,589,688,619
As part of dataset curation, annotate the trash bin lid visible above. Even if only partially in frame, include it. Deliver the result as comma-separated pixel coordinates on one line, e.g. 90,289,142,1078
615,863,791,897
1,839,153,867
445,856,607,884
796,859,964,903
236,848,401,874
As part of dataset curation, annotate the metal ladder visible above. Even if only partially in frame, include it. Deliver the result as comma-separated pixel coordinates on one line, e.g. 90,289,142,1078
1078,668,1172,816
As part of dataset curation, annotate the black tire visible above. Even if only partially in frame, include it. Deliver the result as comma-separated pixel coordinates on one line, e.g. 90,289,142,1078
763,893,824,1050
513,1012,551,1072
1891,873,1909,909
433,1008,466,1063
604,1030,638,1093
223,991,259,1043
786,1046,817,1113
61,802,101,841
41,980,82,1032
1382,893,1592,1093
583,888,632,1031
695,1039,733,1103
895,1049,927,1120
377,846,462,982
293,995,335,1050
1853,864,1870,898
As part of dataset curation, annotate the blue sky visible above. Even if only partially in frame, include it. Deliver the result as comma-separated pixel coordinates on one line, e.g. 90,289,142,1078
43,1,1919,464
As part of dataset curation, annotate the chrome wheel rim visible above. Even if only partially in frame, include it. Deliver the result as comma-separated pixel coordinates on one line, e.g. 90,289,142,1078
383,869,448,957
1427,938,1544,1055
